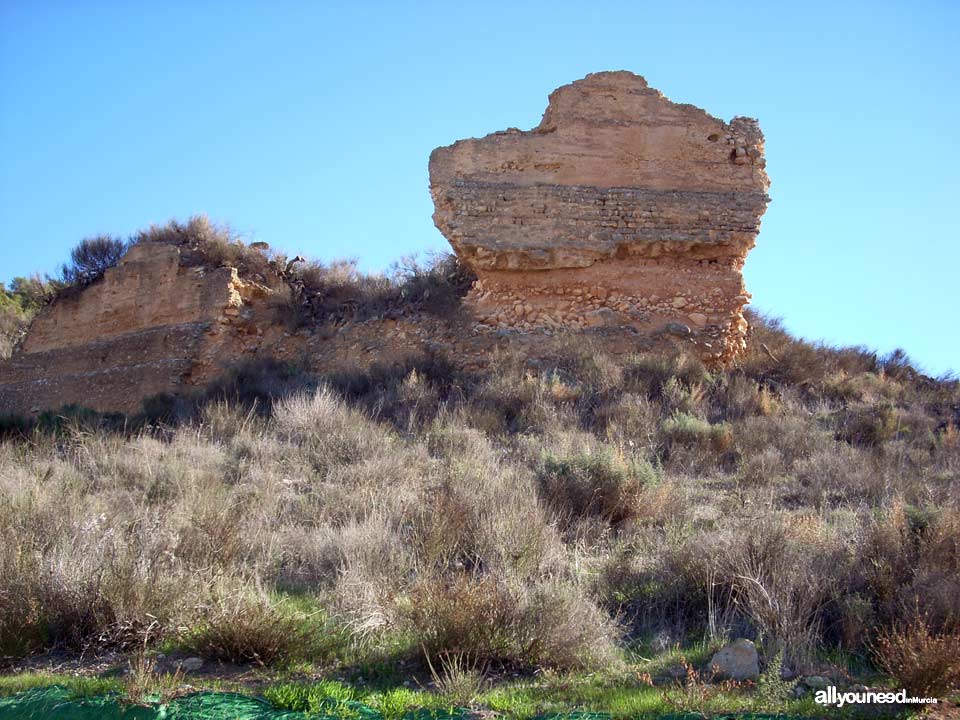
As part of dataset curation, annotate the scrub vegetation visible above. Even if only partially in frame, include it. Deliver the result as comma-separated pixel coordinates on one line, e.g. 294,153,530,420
1,238,959,716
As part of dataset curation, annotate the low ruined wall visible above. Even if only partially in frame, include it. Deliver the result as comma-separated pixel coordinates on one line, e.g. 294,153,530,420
0,325,206,414
21,244,244,354
0,244,283,415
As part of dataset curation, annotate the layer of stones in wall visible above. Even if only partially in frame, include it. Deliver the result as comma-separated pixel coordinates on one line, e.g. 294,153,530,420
429,71,770,365
0,243,299,415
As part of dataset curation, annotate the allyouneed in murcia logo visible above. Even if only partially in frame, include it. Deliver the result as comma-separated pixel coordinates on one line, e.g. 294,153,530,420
814,686,938,708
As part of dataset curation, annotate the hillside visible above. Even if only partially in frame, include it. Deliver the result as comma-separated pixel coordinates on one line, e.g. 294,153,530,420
1,263,958,714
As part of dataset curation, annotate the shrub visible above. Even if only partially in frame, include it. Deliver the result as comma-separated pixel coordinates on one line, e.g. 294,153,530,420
537,447,658,526
0,509,192,656
873,610,960,696
720,517,836,668
133,215,277,281
402,572,617,671
1,276,52,356
393,252,475,317
623,352,710,403
204,357,313,408
182,585,317,666
60,235,127,287
740,310,879,394
835,402,901,447
660,411,732,454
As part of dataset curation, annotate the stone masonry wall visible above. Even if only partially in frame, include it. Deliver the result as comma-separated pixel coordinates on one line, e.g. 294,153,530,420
430,71,770,364
0,243,288,415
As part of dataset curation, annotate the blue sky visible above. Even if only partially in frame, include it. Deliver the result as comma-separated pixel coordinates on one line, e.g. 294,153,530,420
1,1,957,375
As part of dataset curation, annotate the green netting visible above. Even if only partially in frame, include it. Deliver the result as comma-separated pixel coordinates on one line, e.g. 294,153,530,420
0,686,308,720
0,687,807,720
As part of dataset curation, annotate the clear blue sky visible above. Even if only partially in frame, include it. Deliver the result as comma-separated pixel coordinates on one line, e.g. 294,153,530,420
1,1,957,375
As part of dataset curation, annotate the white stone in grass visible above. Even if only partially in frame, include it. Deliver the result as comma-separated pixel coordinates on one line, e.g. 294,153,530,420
708,638,759,681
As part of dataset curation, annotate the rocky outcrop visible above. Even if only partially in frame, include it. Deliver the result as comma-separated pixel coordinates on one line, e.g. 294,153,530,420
0,243,289,414
429,71,770,364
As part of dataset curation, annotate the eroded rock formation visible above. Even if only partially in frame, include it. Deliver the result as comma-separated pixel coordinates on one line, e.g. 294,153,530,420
430,71,770,363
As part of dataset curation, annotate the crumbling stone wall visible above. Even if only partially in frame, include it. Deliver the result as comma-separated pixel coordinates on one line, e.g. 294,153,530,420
0,243,290,415
0,71,772,416
429,71,770,364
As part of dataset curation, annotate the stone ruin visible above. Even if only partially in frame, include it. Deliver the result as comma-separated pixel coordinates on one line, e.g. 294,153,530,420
0,71,770,416
0,243,285,415
429,70,770,364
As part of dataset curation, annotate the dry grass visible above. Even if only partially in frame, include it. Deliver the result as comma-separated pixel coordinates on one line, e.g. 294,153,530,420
0,310,958,689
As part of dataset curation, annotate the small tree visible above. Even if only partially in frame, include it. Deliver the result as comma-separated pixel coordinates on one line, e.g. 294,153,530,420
8,275,54,311
61,235,127,287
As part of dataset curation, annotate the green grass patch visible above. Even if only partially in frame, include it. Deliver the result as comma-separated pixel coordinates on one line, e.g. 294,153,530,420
0,672,122,699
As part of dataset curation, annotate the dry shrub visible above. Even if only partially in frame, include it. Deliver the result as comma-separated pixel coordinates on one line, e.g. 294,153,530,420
735,445,785,488
403,572,617,671
204,357,313,408
0,507,194,656
594,532,719,640
273,387,384,468
661,412,731,452
323,353,468,432
295,258,395,320
134,215,281,287
595,392,659,450
426,650,489,705
741,311,879,393
290,252,473,325
822,370,904,405
275,512,409,594
124,650,185,705
659,412,733,473
623,352,710,402
405,574,520,664
734,413,830,470
835,402,901,447
873,609,960,696
714,374,780,420
537,445,658,527
791,444,879,506
635,481,687,528
816,503,959,656
183,583,314,665
173,494,251,569
717,516,840,668
466,373,555,436
392,253,475,317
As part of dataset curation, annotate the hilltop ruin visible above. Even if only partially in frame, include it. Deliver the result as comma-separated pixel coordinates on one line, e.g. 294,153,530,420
430,71,770,364
0,72,770,416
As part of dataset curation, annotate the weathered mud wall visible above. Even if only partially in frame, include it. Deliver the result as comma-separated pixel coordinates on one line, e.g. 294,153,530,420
429,71,770,363
0,244,288,414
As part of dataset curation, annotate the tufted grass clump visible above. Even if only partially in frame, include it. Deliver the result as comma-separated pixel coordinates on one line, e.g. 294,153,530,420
537,446,659,527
